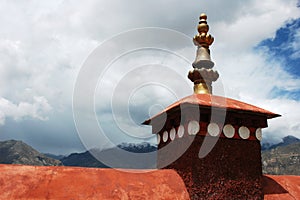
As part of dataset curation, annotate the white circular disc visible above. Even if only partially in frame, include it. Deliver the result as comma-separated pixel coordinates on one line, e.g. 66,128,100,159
188,121,200,135
170,128,176,141
239,126,250,139
223,124,235,138
163,131,168,142
208,123,220,137
157,134,161,145
255,128,262,141
177,125,185,138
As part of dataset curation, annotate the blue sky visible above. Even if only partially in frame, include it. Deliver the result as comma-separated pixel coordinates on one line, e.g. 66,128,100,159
260,19,300,77
258,19,300,100
0,0,299,155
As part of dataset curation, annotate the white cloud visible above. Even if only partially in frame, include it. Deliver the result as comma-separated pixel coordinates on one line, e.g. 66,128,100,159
260,98,300,143
0,96,52,125
0,0,300,153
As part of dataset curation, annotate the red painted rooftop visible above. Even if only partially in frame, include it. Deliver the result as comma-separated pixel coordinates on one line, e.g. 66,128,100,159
143,94,280,125
0,164,189,200
0,164,299,200
263,175,300,200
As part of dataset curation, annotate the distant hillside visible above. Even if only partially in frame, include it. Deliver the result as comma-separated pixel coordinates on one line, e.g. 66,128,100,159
262,139,300,175
262,135,300,151
44,153,65,160
61,150,109,168
61,142,157,169
0,140,62,166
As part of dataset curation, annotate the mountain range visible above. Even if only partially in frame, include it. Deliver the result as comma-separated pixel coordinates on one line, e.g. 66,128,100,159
0,136,299,175
261,135,300,150
0,140,61,166
60,142,157,169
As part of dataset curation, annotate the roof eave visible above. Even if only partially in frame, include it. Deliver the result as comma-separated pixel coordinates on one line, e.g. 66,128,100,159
142,104,281,126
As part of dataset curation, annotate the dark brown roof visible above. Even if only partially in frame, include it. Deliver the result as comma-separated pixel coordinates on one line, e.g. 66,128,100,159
143,94,280,125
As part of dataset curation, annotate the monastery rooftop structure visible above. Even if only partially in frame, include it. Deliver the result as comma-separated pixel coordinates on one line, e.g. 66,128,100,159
0,13,299,200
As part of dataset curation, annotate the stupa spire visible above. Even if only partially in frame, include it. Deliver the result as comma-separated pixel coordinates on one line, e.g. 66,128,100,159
188,13,219,94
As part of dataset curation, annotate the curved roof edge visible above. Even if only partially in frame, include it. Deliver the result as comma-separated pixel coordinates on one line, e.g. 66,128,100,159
0,165,299,199
0,164,189,200
143,94,280,125
263,175,300,200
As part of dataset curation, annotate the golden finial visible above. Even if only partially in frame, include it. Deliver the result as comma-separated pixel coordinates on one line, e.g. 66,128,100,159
193,13,214,48
188,13,219,94
192,13,215,69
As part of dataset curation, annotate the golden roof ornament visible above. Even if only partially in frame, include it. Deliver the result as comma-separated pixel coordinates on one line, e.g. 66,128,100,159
188,13,219,94
193,13,214,48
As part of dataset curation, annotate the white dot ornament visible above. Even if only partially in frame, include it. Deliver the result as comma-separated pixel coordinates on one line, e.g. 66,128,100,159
188,121,200,135
208,123,220,137
239,126,250,139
